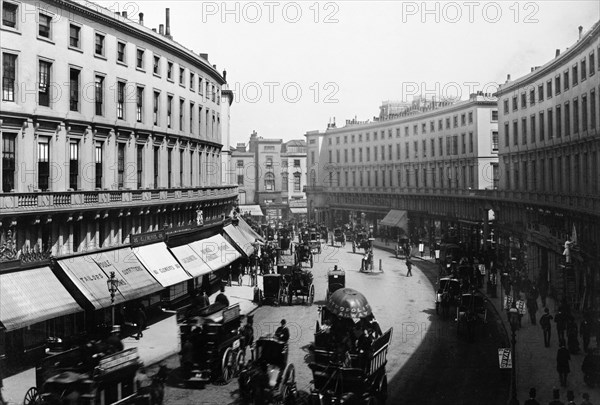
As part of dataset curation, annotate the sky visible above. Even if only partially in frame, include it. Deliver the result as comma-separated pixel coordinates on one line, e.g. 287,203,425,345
96,1,600,146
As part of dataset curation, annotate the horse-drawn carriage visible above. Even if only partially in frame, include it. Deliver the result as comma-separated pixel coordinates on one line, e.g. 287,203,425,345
280,264,315,306
326,268,345,300
262,273,289,306
310,288,392,405
359,249,375,272
456,293,488,338
435,277,461,317
309,228,322,254
352,232,371,253
22,346,157,405
333,228,346,247
295,243,314,268
179,303,244,385
238,336,297,404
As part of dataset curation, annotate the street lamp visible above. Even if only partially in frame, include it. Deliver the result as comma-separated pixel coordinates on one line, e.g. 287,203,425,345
106,271,119,327
508,303,520,405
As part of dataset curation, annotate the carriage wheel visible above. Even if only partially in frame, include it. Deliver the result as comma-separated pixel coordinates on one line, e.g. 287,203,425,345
221,347,235,382
23,387,40,405
308,284,315,306
278,364,296,404
234,350,245,377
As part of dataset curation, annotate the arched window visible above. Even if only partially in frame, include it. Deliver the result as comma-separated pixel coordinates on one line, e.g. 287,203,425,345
310,169,316,186
264,172,275,191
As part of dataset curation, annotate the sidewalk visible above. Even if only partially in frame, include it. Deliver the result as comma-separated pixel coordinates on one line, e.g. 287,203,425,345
371,238,600,403
1,276,260,405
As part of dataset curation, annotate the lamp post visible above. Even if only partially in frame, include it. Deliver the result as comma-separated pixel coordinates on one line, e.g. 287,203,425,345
106,271,119,327
508,303,520,405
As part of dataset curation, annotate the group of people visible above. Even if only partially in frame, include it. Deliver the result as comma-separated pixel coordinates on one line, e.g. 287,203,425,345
524,387,594,405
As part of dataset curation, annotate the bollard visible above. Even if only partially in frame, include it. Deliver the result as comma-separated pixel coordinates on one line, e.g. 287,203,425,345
379,259,382,271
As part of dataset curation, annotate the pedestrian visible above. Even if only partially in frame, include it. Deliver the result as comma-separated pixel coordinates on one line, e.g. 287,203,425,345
180,338,194,380
0,361,6,405
567,318,580,354
557,344,571,387
275,319,290,343
525,388,541,405
581,314,592,353
215,285,229,306
567,390,577,405
540,308,553,347
549,388,565,405
135,305,147,340
581,393,593,405
406,259,413,277
539,279,548,308
527,293,539,325
200,288,210,308
556,310,568,345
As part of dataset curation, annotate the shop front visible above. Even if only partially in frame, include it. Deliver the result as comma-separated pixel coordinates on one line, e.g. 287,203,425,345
188,234,241,293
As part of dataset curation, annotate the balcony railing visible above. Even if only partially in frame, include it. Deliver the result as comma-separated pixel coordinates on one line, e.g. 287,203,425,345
0,185,238,215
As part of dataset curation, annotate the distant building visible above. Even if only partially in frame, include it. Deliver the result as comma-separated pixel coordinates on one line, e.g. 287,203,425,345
231,132,307,221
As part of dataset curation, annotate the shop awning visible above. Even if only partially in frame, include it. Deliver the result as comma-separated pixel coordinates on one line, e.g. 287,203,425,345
236,217,265,243
92,249,163,301
239,205,264,216
170,244,213,278
57,256,127,309
133,242,191,288
290,207,307,214
223,224,255,257
189,234,241,271
0,267,82,331
380,209,408,228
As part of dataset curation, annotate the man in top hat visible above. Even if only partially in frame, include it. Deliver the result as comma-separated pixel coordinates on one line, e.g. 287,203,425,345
106,325,124,354
524,387,540,405
275,319,290,343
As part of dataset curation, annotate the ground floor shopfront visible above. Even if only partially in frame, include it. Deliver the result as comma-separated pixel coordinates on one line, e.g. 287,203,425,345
0,217,262,377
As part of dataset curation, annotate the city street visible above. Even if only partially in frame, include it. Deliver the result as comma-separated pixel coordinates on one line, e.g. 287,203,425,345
154,241,509,404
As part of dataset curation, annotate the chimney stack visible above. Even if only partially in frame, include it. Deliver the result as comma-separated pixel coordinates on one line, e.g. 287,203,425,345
139,12,144,25
159,24,164,35
121,11,127,19
152,28,156,32
165,8,172,39
578,25,583,40
506,74,511,82
556,49,561,57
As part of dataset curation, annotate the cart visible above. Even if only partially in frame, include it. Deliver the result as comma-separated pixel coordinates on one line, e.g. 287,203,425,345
311,288,392,404
179,303,244,385
262,273,289,306
333,228,346,247
326,268,345,300
456,293,488,339
285,265,315,306
238,336,297,404
294,243,313,268
23,347,149,405
309,228,322,254
352,232,370,253
435,277,461,317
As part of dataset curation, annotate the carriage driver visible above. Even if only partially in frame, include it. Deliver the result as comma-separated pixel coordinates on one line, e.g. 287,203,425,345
275,319,290,343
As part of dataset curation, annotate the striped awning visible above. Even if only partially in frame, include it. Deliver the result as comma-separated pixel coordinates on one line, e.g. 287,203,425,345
224,224,255,257
170,244,213,278
0,267,82,331
380,210,408,228
239,205,264,216
134,242,191,288
290,207,307,214
189,234,241,271
236,217,265,243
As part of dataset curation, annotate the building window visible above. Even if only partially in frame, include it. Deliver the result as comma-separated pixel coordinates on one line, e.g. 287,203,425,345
590,52,595,76
281,172,288,191
512,96,518,111
38,142,50,191
237,174,244,185
461,114,466,126
2,134,16,192
38,60,51,107
565,102,571,136
538,84,544,101
190,72,195,90
539,111,545,141
212,85,216,102
522,118,527,144
69,142,79,190
504,123,509,147
167,62,173,80
179,67,185,85
38,13,51,38
453,116,458,127
591,90,596,130
422,123,427,133
68,68,80,112
513,121,518,145
117,81,125,119
2,53,17,102
189,103,194,134
116,41,126,63
179,99,185,130
547,81,552,98
70,24,81,48
117,143,125,188
136,145,144,190
529,89,535,105
153,91,160,126
461,134,466,154
521,93,527,109
491,131,498,152
167,95,173,128
95,33,105,56
572,65,578,86
153,55,160,75
405,142,409,159
167,148,172,188
136,49,144,69
179,149,184,186
548,109,554,139
198,77,203,95
491,110,498,121
264,172,275,191
555,76,561,94
136,86,143,123
95,143,103,189
94,75,104,115
530,115,536,143
153,146,159,188
574,98,580,133
556,105,562,137
564,71,569,91
2,2,18,28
